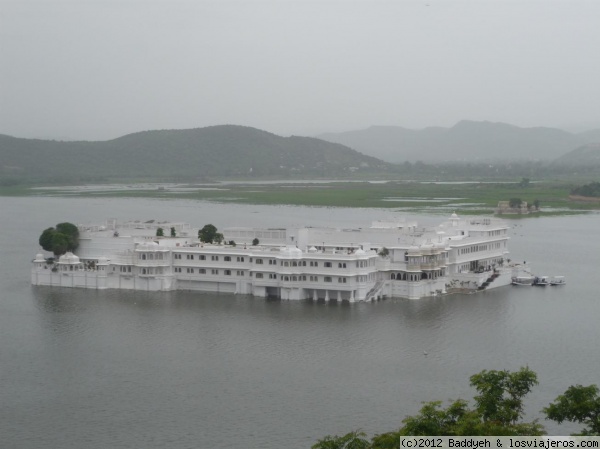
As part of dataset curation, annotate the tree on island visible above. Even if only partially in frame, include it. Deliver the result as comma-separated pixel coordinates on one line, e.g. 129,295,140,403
38,222,79,256
156,227,164,237
312,368,600,448
252,238,259,246
509,197,523,209
170,227,176,237
198,224,224,244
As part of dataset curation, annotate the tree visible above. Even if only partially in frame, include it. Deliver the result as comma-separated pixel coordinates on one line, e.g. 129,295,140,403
156,227,164,237
311,430,370,449
228,240,236,246
470,367,538,426
544,384,600,435
252,237,259,246
170,227,176,237
519,177,530,187
313,367,544,446
214,232,224,244
50,232,70,256
38,222,79,255
39,227,56,252
509,198,523,208
378,247,389,257
198,224,218,243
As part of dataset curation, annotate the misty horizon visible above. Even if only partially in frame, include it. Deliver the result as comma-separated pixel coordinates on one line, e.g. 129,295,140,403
2,1,600,141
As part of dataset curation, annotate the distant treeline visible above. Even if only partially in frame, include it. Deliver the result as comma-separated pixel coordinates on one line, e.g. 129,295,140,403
571,182,600,197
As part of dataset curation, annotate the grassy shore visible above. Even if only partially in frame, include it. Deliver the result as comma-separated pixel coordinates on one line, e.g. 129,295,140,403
3,179,598,215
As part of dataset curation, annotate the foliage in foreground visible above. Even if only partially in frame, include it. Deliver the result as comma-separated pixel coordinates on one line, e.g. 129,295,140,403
312,368,600,449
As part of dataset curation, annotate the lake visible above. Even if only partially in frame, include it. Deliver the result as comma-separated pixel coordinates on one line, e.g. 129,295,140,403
1,196,598,448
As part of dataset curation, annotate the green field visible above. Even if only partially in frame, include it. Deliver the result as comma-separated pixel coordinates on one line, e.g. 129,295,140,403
4,179,598,216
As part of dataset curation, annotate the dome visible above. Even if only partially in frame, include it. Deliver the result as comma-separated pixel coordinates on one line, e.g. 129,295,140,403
34,253,45,262
407,246,421,256
308,246,318,253
354,248,366,255
279,246,302,258
58,252,80,264
137,241,159,250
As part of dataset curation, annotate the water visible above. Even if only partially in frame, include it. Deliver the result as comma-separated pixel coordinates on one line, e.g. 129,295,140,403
1,196,598,448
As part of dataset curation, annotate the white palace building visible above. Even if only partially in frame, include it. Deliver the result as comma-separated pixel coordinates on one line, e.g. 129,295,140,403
31,214,529,301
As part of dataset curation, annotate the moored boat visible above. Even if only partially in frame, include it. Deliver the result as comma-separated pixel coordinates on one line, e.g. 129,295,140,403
549,276,566,286
512,275,535,286
533,276,550,286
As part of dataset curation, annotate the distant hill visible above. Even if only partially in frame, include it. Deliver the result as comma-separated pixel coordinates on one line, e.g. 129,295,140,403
552,143,600,167
318,120,600,163
0,125,390,183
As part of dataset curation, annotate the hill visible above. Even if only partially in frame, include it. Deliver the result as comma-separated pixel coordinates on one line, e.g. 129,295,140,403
0,125,390,184
318,120,598,163
552,143,600,167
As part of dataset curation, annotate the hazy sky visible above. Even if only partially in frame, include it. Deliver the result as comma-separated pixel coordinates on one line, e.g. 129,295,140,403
2,0,599,140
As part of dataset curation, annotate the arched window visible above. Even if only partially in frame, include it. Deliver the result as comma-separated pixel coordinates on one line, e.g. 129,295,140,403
142,254,146,260
391,273,396,280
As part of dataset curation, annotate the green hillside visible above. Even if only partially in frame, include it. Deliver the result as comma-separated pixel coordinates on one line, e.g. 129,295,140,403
0,125,390,184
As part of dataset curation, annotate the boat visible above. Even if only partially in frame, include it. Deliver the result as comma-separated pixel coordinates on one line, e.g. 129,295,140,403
512,275,535,286
533,276,550,286
549,276,566,286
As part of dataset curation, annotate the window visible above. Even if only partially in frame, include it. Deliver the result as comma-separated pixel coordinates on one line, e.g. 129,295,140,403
187,268,194,274
237,271,244,276
338,262,346,268
224,270,231,276
211,269,218,275
310,275,318,282
174,267,182,273
187,254,194,260
199,268,206,274
256,273,264,279
338,277,347,283
324,276,332,282
237,257,244,262
141,254,146,260
199,255,206,260
224,256,231,262
269,273,277,279
301,275,307,281
269,259,276,265
211,255,219,261
310,261,318,267
174,254,182,260
256,259,263,264
292,276,297,281
324,262,332,268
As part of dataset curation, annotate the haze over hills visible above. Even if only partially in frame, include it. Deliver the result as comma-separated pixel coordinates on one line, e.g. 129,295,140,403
318,120,600,163
0,125,390,183
552,143,600,168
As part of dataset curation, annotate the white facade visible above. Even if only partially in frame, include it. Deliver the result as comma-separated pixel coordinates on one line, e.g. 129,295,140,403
31,214,527,301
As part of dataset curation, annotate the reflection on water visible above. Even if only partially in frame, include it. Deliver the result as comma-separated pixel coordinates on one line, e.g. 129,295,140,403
1,196,598,448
